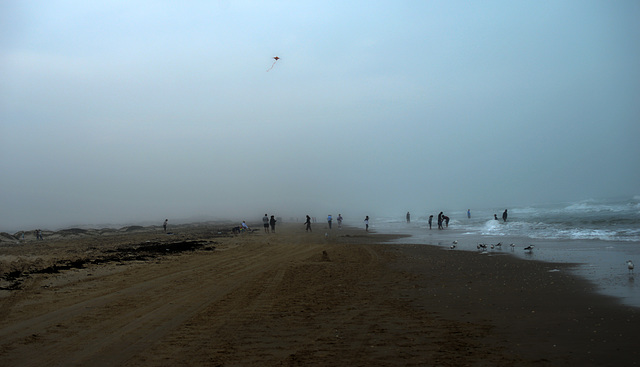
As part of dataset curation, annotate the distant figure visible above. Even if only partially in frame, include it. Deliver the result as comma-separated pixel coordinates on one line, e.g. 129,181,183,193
406,212,410,223
163,219,168,233
494,214,499,220
337,214,343,229
263,214,270,233
327,214,333,229
305,215,312,232
364,216,369,232
428,215,433,229
437,212,443,230
467,209,471,219
502,209,508,222
443,215,450,228
270,215,277,233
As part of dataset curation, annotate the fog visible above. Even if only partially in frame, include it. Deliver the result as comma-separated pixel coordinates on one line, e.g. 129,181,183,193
1,1,639,232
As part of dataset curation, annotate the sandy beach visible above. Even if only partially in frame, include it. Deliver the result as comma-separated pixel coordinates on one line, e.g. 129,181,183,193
0,222,637,366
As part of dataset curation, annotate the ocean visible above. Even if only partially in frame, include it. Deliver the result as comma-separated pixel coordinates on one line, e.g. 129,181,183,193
369,196,640,308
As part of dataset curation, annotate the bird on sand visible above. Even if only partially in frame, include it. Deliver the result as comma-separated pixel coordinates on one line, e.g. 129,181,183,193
524,245,534,253
627,260,634,274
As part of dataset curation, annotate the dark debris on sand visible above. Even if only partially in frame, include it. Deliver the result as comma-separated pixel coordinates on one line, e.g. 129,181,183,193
1,239,217,291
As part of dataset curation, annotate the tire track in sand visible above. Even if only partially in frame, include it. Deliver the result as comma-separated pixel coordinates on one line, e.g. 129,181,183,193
125,243,388,366
0,241,321,367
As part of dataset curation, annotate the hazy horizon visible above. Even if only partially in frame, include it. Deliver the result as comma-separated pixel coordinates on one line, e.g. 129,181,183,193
2,1,639,233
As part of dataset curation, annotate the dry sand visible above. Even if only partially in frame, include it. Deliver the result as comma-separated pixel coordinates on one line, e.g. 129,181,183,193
0,222,637,366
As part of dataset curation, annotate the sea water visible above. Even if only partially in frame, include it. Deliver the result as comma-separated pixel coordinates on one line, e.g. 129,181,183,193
370,196,640,308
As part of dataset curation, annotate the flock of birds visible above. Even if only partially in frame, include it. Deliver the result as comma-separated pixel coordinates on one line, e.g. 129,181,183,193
448,240,634,274
451,241,531,252
475,242,533,252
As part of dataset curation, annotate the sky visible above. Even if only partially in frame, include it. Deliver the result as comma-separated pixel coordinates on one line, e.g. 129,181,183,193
1,1,639,231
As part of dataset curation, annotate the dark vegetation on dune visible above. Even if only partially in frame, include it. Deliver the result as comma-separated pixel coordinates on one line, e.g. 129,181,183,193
0,239,217,291
0,223,242,291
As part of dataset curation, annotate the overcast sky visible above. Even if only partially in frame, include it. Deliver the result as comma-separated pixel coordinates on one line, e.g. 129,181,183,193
1,1,639,231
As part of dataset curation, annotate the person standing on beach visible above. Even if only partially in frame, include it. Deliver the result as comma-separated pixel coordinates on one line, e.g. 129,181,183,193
467,209,471,219
305,215,312,232
502,209,508,222
428,215,433,229
270,215,277,233
263,214,270,233
406,212,410,223
364,216,369,232
327,214,332,229
437,212,443,230
163,219,168,233
443,215,450,228
337,214,343,229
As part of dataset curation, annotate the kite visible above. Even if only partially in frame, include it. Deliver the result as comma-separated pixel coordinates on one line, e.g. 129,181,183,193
266,56,280,72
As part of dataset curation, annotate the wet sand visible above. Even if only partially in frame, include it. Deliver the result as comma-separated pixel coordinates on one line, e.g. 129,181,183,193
0,222,637,366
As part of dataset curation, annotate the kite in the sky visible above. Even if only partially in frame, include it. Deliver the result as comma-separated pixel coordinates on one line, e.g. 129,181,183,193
266,56,280,72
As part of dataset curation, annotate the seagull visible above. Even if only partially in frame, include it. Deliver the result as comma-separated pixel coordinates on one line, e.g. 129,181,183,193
450,245,456,249
495,242,502,248
509,243,515,250
524,245,534,253
627,260,634,274
477,244,487,251
452,240,458,245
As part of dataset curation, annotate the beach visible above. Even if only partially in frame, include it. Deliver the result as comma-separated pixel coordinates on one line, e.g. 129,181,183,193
0,222,638,366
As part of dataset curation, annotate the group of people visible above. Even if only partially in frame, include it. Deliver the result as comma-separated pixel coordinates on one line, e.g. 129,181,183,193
305,214,345,232
244,208,509,235
262,214,277,233
426,212,450,230
493,210,508,222
185,208,509,237
326,214,344,229
426,213,449,230
232,215,278,235
232,220,252,234
422,208,508,229
304,214,368,232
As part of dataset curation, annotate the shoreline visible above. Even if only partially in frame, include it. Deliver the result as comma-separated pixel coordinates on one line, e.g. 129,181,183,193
374,223,640,308
1,222,638,365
